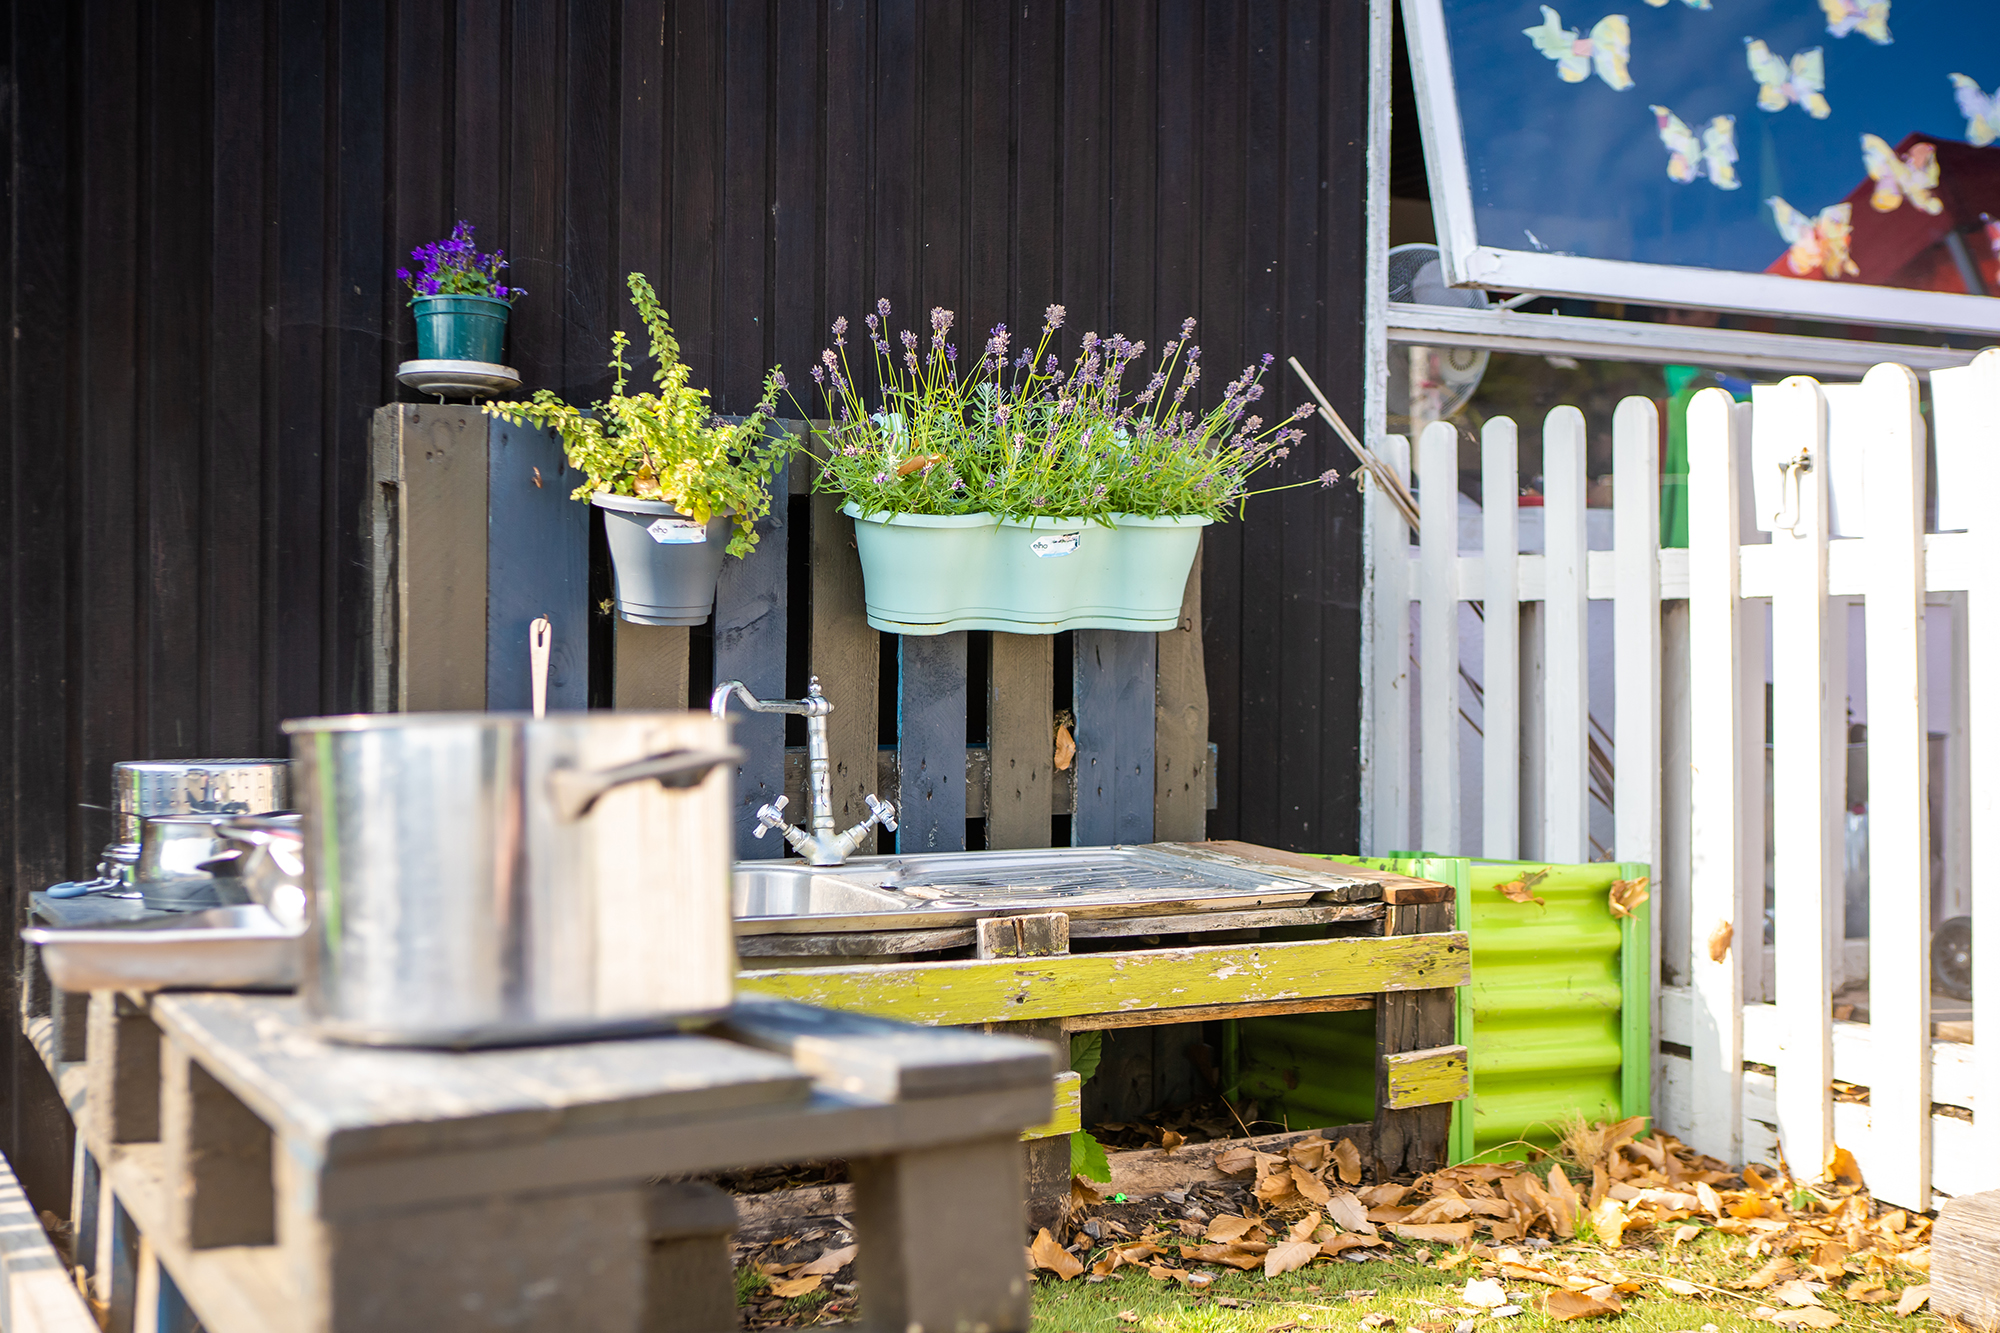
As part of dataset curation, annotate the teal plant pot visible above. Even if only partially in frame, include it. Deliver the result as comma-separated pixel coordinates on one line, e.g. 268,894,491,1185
843,504,1209,635
593,494,732,625
412,294,512,363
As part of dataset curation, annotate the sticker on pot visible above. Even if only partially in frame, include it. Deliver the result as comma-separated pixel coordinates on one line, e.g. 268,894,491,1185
1029,531,1082,558
646,517,707,544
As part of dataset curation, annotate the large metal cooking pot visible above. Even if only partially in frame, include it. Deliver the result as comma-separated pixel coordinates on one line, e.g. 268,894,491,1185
284,711,741,1048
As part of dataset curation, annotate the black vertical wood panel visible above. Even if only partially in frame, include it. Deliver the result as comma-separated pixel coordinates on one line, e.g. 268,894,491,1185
1072,629,1157,846
2,0,1371,1187
714,495,790,859
896,632,967,854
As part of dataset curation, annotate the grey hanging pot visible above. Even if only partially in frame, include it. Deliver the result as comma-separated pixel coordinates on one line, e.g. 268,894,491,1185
592,493,732,625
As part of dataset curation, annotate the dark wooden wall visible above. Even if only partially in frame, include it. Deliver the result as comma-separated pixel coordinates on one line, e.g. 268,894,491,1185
0,0,1369,1205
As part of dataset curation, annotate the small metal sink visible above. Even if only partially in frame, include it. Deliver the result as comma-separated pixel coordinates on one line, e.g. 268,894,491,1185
732,845,1345,935
731,865,915,923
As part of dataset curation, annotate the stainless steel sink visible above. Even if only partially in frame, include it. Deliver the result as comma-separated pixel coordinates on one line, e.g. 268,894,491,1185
732,864,915,922
732,845,1350,935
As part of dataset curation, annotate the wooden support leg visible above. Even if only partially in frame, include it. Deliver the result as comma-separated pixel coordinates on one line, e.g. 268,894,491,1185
980,915,1073,1231
100,1191,139,1333
1373,899,1456,1179
642,1182,739,1333
850,1136,1031,1333
161,1041,274,1249
88,994,161,1145
72,1139,100,1288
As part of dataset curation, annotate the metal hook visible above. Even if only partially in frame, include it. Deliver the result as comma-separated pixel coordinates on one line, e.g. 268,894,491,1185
1771,449,1814,537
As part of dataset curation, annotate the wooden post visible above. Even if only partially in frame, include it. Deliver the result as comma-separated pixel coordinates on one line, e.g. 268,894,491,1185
161,1041,275,1249
1418,420,1460,857
849,1137,1031,1333
988,634,1054,850
1934,1189,2000,1330
1154,544,1208,842
1364,434,1413,855
1372,884,1456,1180
86,993,160,1146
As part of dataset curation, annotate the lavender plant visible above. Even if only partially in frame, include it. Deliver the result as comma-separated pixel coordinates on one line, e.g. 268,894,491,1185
397,220,523,301
806,301,1334,523
484,273,791,557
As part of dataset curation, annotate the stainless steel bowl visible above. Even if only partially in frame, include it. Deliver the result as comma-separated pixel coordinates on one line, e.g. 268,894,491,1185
101,759,289,879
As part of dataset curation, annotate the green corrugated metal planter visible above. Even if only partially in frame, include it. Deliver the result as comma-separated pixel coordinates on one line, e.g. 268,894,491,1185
1235,855,1650,1166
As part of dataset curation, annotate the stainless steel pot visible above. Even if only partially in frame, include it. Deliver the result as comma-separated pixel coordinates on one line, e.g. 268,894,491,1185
101,759,289,878
204,815,307,930
284,711,741,1048
134,814,251,910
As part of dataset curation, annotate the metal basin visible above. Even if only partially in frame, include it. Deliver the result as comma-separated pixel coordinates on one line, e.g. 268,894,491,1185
732,865,915,921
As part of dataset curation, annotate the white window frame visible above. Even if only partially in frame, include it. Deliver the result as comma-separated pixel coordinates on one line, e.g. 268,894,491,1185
1401,0,2000,337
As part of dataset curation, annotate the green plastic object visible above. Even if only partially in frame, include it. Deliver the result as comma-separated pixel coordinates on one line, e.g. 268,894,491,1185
1235,854,1651,1166
412,293,511,363
843,504,1208,636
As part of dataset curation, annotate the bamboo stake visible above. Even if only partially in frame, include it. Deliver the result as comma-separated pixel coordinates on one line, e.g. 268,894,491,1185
1288,356,1422,536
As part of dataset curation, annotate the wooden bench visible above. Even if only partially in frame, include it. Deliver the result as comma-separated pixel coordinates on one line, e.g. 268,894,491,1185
68,992,1052,1333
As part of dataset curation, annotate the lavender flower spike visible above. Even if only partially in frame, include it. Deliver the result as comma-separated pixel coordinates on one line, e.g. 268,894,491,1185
1044,303,1066,331
1319,468,1342,488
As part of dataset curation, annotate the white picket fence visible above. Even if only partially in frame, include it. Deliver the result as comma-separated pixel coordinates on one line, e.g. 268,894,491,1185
1360,350,2000,1209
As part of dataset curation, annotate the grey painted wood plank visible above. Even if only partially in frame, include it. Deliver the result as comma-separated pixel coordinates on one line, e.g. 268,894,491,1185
484,415,590,711
896,633,968,853
612,621,690,709
808,464,881,837
713,449,790,858
719,996,1054,1101
1155,542,1208,840
395,407,487,712
1072,630,1157,845
987,634,1054,849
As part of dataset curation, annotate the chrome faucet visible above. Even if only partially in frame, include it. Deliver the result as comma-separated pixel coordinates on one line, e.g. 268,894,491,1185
709,675,896,866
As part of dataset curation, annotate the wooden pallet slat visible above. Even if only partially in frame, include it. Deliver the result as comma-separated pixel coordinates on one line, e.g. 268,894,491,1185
713,458,791,859
1073,630,1157,845
896,634,969,853
987,634,1055,850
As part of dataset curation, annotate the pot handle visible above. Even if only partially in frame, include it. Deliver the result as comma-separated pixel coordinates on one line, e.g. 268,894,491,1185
547,747,744,823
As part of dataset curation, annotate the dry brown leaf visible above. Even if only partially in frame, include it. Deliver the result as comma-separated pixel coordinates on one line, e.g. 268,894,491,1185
1740,1258,1799,1291
1208,1215,1259,1242
1333,1137,1364,1185
1031,1228,1084,1280
1842,1280,1892,1305
1181,1242,1268,1271
1465,1279,1509,1308
1369,1205,1419,1224
1053,722,1077,772
1893,1285,1928,1317
1593,1198,1629,1249
1267,1240,1321,1278
1742,1164,1772,1194
1072,1174,1111,1207
1158,1128,1185,1154
1289,1137,1332,1172
1404,1196,1474,1226
1770,1281,1824,1309
1391,1222,1477,1244
1608,876,1650,919
1293,1165,1334,1206
1897,1246,1930,1273
770,1273,825,1298
1695,1181,1724,1218
1216,1147,1258,1175
1730,1195,1771,1219
797,1244,856,1276
1660,1278,1701,1297
1361,1314,1396,1329
1361,1183,1412,1208
1326,1190,1378,1234
1671,1223,1702,1246
1708,920,1735,963
1116,1312,1140,1325
1823,1146,1863,1188
1322,1234,1390,1257
1436,1250,1472,1271
1547,1167,1582,1239
1770,1309,1841,1329
1496,868,1551,906
1544,1290,1623,1321
894,452,946,476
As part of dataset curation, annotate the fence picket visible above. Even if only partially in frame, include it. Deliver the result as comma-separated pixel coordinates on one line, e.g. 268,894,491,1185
1366,434,1414,855
1859,363,1931,1208
1735,403,1770,1007
1613,397,1662,874
1686,387,1746,1164
1420,422,1462,856
1482,417,1521,860
1957,350,2000,1192
1762,376,1835,1175
1542,407,1590,862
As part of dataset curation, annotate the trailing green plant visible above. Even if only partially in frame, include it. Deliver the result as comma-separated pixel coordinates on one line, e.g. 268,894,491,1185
802,300,1335,523
485,273,791,556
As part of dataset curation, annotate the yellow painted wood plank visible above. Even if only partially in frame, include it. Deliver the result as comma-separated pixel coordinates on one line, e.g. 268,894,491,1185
1024,1071,1082,1141
1383,1043,1470,1109
736,933,1469,1027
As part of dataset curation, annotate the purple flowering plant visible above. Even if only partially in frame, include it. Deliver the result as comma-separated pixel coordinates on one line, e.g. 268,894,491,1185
397,220,523,302
803,301,1333,524
483,273,790,557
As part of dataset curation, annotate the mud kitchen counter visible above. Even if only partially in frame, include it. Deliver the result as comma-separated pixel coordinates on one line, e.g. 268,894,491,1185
733,840,1471,1193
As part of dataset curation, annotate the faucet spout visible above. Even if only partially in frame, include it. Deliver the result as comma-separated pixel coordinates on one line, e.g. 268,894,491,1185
711,676,894,866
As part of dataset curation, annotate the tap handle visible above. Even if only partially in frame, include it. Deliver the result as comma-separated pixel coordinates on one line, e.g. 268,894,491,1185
753,795,790,838
865,793,898,833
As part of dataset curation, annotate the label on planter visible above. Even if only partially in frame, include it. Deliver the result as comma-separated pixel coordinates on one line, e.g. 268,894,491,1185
1029,531,1082,558
646,517,707,544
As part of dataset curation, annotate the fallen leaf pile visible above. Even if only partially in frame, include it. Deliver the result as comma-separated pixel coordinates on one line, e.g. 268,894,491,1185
1032,1117,1936,1331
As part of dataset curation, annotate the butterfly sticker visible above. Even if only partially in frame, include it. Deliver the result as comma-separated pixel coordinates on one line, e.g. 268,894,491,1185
1746,41,1830,119
1950,75,2000,147
1769,197,1859,279
1861,134,1942,214
1819,0,1890,45
1523,7,1635,90
1650,106,1740,189
1643,0,1711,8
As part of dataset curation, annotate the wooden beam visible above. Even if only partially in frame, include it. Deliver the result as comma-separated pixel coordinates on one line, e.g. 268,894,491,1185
986,634,1055,849
1383,1043,1469,1110
1023,1072,1082,1141
1060,995,1374,1032
1154,543,1208,841
737,933,1468,1027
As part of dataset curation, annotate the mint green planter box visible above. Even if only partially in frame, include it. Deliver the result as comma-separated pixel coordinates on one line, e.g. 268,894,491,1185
843,504,1208,635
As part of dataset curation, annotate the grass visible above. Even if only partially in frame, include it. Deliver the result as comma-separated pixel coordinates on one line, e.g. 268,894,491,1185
1028,1229,1936,1333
